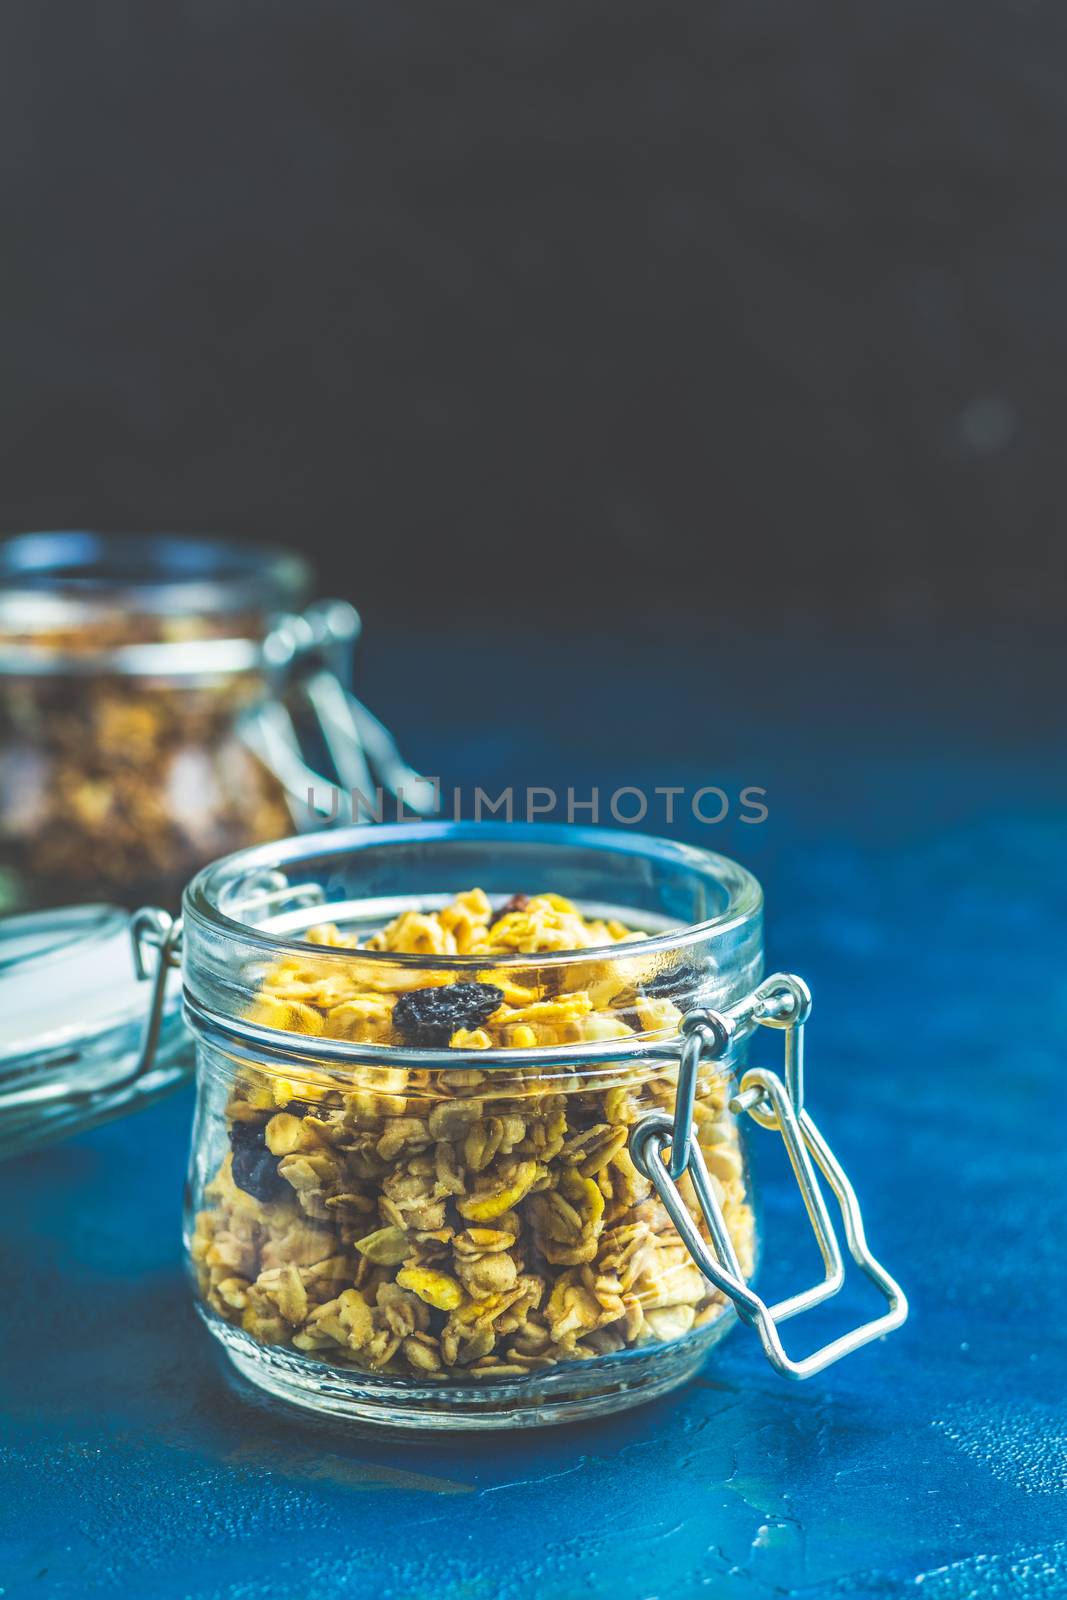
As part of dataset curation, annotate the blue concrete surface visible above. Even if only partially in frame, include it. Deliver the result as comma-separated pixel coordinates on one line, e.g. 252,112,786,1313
2,627,1065,1599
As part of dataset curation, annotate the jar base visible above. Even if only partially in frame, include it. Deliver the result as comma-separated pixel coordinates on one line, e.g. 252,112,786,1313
203,1308,734,1431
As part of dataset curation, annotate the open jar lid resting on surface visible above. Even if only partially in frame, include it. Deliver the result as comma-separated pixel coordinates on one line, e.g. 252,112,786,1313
0,902,190,1158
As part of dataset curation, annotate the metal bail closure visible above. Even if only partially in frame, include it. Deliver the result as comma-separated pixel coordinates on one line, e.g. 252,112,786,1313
128,866,325,1082
251,600,438,828
630,973,908,1379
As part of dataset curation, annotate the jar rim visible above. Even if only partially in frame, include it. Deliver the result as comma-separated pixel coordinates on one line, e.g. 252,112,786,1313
0,531,310,630
183,820,764,970
0,902,129,978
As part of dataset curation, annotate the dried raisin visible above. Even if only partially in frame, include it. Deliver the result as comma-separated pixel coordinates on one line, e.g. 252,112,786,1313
494,893,529,919
231,1142,288,1203
228,1120,286,1200
392,982,504,1047
642,963,701,1003
229,1118,268,1150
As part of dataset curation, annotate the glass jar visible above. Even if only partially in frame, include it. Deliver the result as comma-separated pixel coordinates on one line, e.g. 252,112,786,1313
177,822,907,1429
0,901,190,1159
0,532,433,915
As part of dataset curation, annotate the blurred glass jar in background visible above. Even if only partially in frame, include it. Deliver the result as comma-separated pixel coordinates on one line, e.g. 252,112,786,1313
0,532,432,914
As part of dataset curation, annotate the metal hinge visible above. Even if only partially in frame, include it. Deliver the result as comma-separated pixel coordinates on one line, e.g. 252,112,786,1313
129,907,185,1084
128,871,331,1081
249,600,437,827
629,973,908,1379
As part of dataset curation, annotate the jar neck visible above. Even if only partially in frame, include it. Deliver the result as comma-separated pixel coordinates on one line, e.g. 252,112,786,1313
0,532,311,677
181,823,766,1072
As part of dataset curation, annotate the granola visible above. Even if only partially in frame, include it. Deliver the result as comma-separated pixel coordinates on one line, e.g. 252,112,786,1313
191,890,755,1382
0,613,293,910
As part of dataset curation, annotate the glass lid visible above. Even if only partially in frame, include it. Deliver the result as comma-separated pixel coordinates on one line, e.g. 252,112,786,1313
0,902,192,1159
0,530,310,628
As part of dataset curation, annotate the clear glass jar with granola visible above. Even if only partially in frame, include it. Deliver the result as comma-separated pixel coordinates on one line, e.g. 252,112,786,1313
182,823,908,1426
0,533,308,913
0,532,432,915
182,822,772,1427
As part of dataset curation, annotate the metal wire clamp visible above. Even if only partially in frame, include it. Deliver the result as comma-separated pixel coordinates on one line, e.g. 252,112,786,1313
129,868,332,1082
630,973,908,1378
252,601,437,826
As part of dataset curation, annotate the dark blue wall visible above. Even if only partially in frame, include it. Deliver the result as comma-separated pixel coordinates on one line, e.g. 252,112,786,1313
0,1,1062,627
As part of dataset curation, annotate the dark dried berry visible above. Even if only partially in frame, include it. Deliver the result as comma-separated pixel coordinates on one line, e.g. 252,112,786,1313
231,1141,287,1203
642,964,700,1003
494,892,530,919
283,1098,317,1120
392,982,505,1047
229,1118,267,1150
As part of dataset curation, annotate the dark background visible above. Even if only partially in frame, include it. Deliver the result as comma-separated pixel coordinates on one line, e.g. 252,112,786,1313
1,0,1064,634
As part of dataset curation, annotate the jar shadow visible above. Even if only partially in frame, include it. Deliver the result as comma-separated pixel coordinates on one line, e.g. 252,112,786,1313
196,1339,728,1489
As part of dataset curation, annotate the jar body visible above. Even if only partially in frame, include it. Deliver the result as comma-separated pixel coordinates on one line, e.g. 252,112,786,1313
182,824,764,1428
0,663,294,911
187,1036,756,1427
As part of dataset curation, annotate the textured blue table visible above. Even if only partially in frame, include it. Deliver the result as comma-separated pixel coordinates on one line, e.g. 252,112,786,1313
3,627,1065,1599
